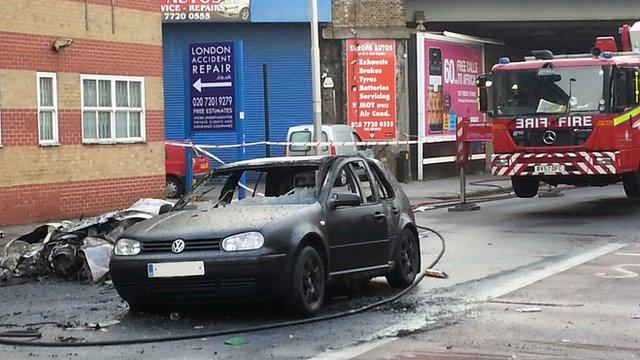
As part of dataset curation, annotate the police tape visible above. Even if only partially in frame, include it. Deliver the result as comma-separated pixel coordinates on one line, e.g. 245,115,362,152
166,139,422,150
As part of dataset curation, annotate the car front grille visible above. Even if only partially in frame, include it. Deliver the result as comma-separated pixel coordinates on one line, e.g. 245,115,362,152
142,238,221,253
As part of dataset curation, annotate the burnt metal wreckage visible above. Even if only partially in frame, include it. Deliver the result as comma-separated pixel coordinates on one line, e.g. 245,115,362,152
0,199,172,287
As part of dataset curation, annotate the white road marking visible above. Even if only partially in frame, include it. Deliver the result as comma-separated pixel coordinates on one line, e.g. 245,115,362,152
595,264,640,279
310,242,626,359
473,242,625,302
311,337,396,360
615,252,640,256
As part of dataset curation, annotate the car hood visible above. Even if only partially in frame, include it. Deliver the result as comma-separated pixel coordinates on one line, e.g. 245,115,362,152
122,205,308,241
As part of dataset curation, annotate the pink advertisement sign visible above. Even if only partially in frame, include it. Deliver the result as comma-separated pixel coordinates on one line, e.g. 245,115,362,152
424,39,484,141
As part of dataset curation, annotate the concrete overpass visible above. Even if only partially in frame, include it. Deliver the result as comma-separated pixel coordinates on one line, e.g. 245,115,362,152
406,0,639,57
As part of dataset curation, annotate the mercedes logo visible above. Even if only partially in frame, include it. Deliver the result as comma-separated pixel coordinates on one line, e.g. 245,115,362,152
542,130,557,145
171,239,186,254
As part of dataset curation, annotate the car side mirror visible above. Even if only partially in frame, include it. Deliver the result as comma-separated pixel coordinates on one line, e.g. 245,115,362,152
327,193,362,210
158,204,173,215
476,74,494,117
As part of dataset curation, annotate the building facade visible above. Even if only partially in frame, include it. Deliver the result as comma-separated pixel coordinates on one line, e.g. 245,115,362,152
0,0,165,226
162,0,332,164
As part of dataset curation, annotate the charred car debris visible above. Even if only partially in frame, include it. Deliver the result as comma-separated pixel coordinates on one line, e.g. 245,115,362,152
0,199,173,286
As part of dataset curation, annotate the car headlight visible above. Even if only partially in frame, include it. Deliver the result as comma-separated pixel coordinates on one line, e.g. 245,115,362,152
221,232,264,252
114,238,142,256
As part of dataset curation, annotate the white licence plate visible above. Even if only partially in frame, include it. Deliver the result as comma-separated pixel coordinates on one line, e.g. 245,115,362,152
534,164,565,173
147,261,205,278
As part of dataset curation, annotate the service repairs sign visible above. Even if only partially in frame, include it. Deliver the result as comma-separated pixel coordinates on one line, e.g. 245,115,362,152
346,39,397,141
161,0,250,22
189,42,235,132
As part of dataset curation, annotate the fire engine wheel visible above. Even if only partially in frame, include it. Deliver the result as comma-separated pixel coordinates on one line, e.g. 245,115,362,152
511,177,540,198
623,171,640,198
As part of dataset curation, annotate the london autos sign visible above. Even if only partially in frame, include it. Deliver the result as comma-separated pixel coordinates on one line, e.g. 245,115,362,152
189,42,235,131
161,0,250,22
346,39,397,141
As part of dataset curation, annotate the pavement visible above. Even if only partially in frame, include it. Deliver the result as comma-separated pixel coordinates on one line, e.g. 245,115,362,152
357,242,640,360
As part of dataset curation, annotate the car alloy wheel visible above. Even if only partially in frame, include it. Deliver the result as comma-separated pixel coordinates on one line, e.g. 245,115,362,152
400,231,418,277
386,229,420,288
165,176,184,199
288,246,325,316
302,257,322,307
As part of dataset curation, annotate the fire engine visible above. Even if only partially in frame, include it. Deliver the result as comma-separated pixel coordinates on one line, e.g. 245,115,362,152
477,22,640,198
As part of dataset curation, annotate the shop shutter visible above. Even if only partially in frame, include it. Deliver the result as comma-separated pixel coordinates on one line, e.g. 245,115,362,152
163,23,313,165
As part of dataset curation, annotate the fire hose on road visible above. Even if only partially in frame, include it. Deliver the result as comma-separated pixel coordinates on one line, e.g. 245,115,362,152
0,225,446,348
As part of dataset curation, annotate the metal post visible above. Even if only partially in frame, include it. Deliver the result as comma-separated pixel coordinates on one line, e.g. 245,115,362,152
263,64,271,158
459,166,466,204
448,163,481,212
309,0,323,154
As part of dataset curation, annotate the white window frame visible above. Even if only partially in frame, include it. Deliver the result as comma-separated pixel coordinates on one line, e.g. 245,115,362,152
80,75,146,144
37,72,59,146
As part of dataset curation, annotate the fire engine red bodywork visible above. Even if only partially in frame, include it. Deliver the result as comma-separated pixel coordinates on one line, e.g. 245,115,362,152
487,55,640,183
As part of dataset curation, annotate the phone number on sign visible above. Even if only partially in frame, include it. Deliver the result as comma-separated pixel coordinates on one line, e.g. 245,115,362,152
351,121,394,129
163,12,212,21
192,96,233,107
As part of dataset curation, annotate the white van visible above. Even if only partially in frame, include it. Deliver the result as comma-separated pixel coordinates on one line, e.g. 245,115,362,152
285,125,374,157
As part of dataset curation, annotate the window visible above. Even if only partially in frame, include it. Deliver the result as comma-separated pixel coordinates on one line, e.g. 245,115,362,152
369,162,395,199
350,161,375,203
37,72,58,145
289,131,328,153
331,166,360,199
81,75,145,143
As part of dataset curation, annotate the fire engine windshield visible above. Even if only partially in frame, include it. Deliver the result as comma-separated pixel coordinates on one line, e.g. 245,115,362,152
494,66,606,117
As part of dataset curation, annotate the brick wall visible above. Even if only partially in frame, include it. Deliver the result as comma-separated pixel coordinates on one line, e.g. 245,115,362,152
0,0,165,226
332,0,406,28
0,176,165,226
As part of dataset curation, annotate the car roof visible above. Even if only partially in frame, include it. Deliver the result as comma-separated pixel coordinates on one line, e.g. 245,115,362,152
288,124,354,133
216,156,333,171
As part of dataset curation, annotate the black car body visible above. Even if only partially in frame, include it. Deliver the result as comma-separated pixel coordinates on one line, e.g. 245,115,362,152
110,156,420,315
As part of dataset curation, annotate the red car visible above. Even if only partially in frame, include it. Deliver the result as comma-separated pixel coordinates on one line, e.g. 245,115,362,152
165,142,211,198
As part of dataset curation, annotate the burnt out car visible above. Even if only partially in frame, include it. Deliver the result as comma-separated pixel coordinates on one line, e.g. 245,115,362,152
110,156,420,316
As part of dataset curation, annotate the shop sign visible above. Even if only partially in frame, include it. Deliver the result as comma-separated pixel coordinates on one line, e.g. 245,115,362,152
346,39,397,141
161,0,251,23
423,39,484,142
189,42,236,132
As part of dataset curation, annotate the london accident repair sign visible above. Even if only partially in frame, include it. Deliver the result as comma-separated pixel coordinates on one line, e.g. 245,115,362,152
161,0,251,22
346,39,397,141
189,42,236,132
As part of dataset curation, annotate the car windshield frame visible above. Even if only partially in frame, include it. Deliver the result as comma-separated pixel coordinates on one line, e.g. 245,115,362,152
173,163,325,210
493,65,611,117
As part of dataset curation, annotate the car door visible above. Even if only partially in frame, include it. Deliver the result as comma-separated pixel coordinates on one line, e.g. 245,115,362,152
325,160,390,274
368,160,401,262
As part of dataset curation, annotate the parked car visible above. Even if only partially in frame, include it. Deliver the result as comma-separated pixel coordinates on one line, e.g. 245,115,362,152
216,0,250,20
110,156,420,316
165,142,211,199
285,125,374,158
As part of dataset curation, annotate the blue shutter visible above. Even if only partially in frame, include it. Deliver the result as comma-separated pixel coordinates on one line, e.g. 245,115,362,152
163,23,313,164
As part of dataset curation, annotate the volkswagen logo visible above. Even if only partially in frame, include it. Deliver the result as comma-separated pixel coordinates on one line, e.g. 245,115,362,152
171,239,186,254
542,130,557,145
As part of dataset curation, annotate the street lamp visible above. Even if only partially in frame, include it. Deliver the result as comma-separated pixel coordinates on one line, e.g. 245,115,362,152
310,0,323,155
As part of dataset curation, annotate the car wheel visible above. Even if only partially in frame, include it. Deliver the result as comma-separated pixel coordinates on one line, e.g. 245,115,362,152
386,228,420,288
288,246,325,317
623,171,640,198
511,176,540,198
165,175,184,199
239,7,249,20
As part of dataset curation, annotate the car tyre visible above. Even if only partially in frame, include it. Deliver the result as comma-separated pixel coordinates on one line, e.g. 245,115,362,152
239,7,249,20
623,171,640,198
386,228,420,288
165,175,184,199
511,176,540,198
288,246,325,317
